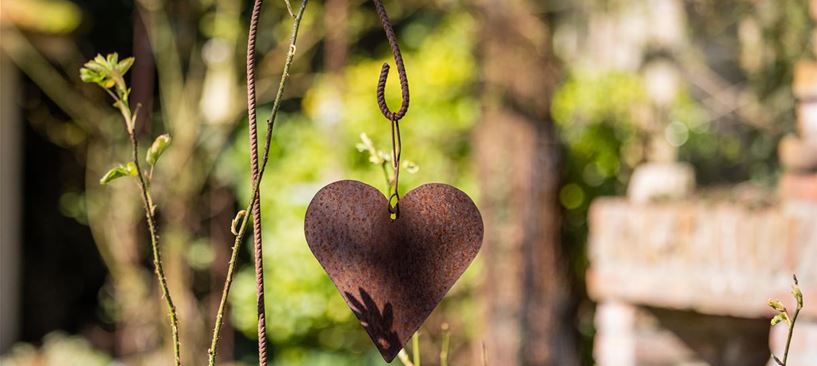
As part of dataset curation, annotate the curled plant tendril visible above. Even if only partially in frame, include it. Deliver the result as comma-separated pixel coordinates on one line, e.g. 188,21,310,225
230,210,247,236
387,118,402,217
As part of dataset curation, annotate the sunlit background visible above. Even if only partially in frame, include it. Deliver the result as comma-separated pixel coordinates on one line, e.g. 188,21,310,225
0,0,815,365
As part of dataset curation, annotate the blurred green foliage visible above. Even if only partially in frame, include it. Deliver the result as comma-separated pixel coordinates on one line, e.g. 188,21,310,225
0,332,111,366
550,0,812,302
3,0,82,34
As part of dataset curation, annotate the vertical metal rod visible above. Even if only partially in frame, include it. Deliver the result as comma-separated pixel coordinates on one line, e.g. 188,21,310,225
245,0,270,363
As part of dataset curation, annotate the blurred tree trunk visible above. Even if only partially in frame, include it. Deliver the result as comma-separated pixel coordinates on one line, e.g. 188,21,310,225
473,1,579,365
324,0,348,75
322,0,348,157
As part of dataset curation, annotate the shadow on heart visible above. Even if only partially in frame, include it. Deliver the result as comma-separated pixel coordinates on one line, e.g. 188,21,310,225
343,287,401,360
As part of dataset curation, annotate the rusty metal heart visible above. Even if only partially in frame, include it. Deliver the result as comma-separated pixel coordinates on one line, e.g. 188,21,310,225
304,180,483,362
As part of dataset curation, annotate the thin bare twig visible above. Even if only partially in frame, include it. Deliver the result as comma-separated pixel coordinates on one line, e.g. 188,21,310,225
769,274,804,366
782,307,801,365
130,130,182,366
284,0,295,18
782,275,803,365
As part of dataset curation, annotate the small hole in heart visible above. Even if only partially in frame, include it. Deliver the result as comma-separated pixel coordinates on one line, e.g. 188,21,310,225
388,193,400,220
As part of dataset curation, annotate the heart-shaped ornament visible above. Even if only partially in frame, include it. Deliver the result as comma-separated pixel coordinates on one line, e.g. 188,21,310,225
304,180,483,362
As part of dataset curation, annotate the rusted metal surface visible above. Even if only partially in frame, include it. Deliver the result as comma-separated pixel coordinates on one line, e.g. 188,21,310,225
304,180,483,362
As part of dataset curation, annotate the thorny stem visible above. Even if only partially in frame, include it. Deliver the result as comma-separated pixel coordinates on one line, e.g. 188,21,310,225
129,130,181,366
207,1,308,364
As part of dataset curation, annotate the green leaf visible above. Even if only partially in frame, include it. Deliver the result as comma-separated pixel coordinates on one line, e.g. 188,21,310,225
106,53,119,66
146,134,172,166
768,298,786,313
80,55,114,89
79,67,104,84
79,53,135,90
124,162,138,176
99,162,138,184
98,167,122,185
94,54,106,66
117,57,135,75
771,313,789,326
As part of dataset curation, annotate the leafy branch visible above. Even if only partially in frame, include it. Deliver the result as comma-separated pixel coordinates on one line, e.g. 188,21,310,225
207,0,309,364
769,274,804,366
80,53,180,365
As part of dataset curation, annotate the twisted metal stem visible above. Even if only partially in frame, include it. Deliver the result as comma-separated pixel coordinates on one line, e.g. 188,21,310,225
373,0,409,122
245,0,270,363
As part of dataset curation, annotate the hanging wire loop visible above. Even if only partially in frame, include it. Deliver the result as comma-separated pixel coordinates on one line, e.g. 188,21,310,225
387,117,402,216
373,0,410,122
